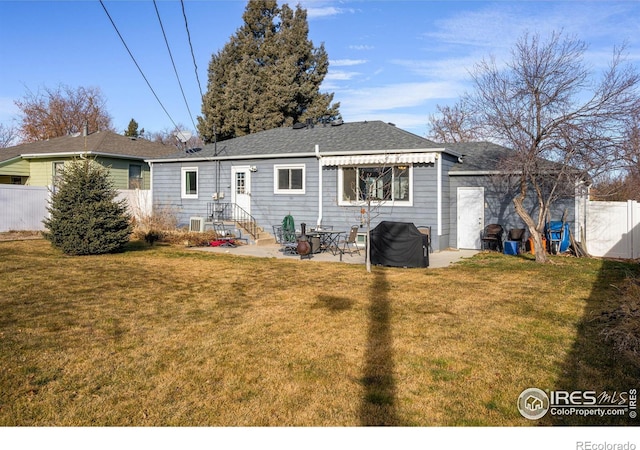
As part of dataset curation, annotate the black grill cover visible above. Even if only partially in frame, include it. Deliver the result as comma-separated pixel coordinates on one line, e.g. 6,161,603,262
370,221,429,268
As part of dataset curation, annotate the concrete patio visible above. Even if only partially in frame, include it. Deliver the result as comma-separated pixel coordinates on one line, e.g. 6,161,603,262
192,243,478,268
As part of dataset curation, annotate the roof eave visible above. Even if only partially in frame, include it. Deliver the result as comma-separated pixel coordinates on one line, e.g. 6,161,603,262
21,151,148,161
147,147,449,163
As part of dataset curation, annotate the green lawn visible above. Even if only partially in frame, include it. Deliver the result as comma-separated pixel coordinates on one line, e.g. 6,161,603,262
0,239,637,426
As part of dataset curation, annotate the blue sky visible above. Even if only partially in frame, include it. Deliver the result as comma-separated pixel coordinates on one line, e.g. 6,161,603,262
1,0,639,139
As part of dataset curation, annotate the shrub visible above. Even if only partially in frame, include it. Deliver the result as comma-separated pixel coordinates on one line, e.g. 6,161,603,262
43,158,132,255
130,204,178,244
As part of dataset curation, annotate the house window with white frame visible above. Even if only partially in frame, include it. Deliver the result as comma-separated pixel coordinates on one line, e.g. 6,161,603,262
339,165,411,205
274,164,305,194
181,167,198,199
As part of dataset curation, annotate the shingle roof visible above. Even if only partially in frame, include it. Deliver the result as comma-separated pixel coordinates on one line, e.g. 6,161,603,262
447,141,577,174
1,131,176,163
152,120,444,161
446,141,515,172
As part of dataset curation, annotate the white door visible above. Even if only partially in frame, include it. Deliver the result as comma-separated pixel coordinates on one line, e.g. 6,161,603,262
457,187,484,249
231,166,251,217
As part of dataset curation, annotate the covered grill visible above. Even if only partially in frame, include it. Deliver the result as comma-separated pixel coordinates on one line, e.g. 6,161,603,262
370,221,429,268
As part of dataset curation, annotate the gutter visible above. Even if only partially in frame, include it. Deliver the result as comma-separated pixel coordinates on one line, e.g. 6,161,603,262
147,147,451,164
21,151,148,162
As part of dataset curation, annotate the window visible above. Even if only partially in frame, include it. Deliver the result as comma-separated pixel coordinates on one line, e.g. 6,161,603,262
274,164,305,194
236,171,246,194
52,161,65,190
128,164,143,189
339,165,411,205
181,167,198,199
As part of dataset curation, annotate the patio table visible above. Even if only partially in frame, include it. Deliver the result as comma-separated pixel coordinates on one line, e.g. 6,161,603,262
312,230,345,256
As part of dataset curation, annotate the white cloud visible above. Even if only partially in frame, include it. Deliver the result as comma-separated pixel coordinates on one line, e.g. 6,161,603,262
331,59,368,67
336,81,465,114
296,1,356,19
348,44,374,51
425,2,640,62
341,111,429,136
390,56,479,82
325,70,361,82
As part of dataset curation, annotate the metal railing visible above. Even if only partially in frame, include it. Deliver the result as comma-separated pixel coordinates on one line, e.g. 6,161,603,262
207,202,258,239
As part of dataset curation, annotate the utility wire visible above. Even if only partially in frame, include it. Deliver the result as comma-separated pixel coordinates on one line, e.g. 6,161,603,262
99,0,180,132
153,0,198,133
181,0,215,146
181,0,204,100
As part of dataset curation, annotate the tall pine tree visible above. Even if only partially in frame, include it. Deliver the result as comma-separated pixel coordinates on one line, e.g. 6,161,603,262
124,118,141,138
198,0,340,142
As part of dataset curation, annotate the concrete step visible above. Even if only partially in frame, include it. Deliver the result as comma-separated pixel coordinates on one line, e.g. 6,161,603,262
255,236,276,246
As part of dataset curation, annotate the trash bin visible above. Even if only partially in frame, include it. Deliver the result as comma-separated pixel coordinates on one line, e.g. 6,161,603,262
504,241,519,255
309,235,321,253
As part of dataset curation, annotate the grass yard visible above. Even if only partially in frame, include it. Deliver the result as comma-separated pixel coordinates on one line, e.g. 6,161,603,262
0,239,638,426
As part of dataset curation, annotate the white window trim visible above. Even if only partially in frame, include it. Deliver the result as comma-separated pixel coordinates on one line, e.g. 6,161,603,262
181,167,198,199
338,165,413,207
274,164,306,194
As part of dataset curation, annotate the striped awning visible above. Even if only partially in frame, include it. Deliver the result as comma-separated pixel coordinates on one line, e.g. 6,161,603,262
320,152,437,166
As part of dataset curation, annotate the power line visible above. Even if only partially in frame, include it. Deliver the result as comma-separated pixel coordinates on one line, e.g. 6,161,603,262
181,0,216,145
99,0,180,132
153,0,198,133
181,0,204,100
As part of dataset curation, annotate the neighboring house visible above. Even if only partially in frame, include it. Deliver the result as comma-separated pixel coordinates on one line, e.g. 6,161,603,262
0,130,176,189
148,120,584,251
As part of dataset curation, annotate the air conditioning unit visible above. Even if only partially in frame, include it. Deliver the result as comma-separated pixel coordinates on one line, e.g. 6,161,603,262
189,217,205,233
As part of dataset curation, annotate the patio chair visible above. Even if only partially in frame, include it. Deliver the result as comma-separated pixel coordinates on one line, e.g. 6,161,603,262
281,215,298,255
417,226,433,253
480,224,504,252
272,225,283,244
341,225,361,256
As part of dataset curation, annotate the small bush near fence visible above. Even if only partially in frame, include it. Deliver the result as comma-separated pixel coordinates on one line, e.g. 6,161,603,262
130,206,223,247
599,274,640,364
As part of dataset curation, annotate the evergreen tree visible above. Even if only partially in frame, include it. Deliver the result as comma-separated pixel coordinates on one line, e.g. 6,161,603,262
43,159,132,255
124,118,140,137
198,0,340,142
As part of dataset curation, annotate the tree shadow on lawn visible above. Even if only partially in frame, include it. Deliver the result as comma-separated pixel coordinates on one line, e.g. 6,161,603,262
543,258,640,426
359,270,399,426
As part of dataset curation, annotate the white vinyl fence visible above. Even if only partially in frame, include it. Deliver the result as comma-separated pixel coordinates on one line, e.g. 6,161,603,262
0,184,50,232
0,186,152,232
585,200,639,259
115,189,152,221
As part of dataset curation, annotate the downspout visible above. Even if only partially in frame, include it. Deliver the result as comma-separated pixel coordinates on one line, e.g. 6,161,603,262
148,160,153,204
315,144,322,228
437,154,442,242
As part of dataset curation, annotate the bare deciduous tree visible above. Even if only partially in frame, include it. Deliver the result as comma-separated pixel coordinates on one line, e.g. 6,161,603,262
0,123,19,148
15,84,114,142
464,31,640,262
427,100,484,143
146,124,203,152
343,162,409,272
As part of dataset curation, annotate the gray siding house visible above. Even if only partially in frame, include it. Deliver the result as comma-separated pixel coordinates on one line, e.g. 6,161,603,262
148,121,583,251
